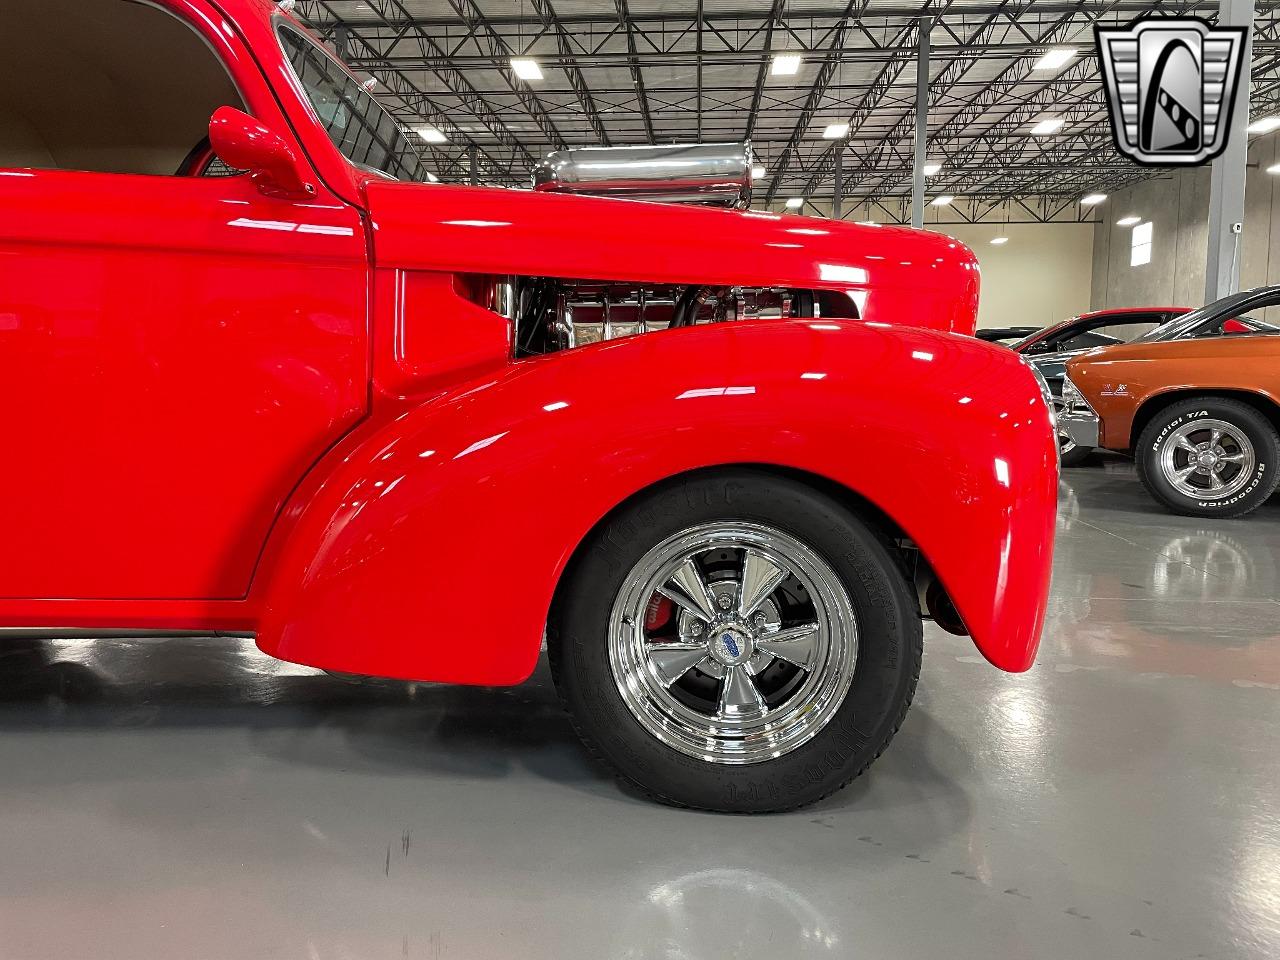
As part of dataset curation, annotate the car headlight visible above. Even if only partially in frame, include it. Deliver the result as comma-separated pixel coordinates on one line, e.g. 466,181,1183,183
1060,372,1094,416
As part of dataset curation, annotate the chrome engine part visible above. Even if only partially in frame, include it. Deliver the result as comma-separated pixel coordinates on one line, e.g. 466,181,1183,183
490,277,854,359
531,142,753,208
512,144,848,354
514,144,855,351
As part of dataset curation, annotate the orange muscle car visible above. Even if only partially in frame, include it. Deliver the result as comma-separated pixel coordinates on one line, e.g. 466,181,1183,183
1061,326,1280,518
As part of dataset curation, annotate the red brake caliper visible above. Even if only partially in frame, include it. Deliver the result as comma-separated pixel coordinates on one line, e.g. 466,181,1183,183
644,594,675,633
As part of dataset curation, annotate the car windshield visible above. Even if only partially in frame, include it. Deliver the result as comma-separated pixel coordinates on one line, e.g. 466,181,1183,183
278,25,432,184
1010,318,1075,350
1136,292,1277,342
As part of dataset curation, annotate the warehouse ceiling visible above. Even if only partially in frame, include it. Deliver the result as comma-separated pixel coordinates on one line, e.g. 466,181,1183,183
294,0,1280,222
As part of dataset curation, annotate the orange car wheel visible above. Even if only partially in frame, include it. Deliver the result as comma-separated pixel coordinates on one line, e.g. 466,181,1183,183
1136,397,1280,519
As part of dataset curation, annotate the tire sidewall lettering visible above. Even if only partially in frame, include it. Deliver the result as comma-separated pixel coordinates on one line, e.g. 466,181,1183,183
1140,400,1279,518
1151,411,1206,452
1197,460,1266,509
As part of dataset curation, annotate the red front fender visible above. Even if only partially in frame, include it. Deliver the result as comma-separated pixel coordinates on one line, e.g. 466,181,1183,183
255,320,1056,683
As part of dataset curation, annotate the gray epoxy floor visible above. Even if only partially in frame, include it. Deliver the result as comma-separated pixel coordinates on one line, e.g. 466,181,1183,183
1,459,1278,960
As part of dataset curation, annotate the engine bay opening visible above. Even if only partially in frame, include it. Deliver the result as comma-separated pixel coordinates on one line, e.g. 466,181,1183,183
459,275,860,358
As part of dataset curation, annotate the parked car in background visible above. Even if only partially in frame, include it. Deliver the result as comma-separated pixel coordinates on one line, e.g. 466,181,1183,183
0,0,1058,812
1022,305,1280,465
1061,288,1280,517
1133,291,1280,344
1012,307,1190,464
1015,306,1191,394
1014,307,1191,384
976,326,1040,345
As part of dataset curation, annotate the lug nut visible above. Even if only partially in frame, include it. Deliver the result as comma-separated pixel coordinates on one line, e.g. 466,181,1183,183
753,612,767,626
717,594,733,610
689,622,703,637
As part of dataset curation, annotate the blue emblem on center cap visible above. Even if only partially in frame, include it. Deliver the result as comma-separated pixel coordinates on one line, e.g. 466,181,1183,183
722,633,740,658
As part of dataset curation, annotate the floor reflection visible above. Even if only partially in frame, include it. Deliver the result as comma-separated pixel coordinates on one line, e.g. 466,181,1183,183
1150,529,1276,603
618,867,841,958
1047,460,1280,684
0,462,1276,959
0,634,400,708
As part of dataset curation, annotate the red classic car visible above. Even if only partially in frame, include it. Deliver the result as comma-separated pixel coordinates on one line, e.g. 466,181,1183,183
1016,306,1192,464
0,0,1058,812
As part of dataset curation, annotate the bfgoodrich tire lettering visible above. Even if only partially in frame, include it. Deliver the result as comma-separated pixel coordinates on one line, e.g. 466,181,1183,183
1136,397,1280,519
548,468,922,813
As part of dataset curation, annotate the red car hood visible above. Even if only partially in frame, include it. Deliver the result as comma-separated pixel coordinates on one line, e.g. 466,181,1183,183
363,181,980,335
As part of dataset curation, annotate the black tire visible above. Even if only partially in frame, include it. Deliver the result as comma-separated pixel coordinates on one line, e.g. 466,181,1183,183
1059,441,1093,468
1136,397,1280,519
548,469,922,813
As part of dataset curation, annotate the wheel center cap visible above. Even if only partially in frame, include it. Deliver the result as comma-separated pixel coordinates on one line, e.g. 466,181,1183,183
1197,451,1218,467
709,625,753,665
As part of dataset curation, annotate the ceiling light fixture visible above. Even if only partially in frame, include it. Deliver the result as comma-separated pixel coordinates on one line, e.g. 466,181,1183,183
415,126,448,144
990,236,1009,245
1248,116,1280,134
785,197,804,209
1033,47,1076,71
1030,116,1065,136
931,195,954,206
1268,163,1280,174
510,58,543,81
751,165,766,179
771,53,802,76
1116,215,1141,226
1080,193,1108,205
922,162,941,176
822,123,850,139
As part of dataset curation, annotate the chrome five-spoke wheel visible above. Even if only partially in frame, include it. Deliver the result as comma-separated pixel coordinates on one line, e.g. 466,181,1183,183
608,522,857,764
550,468,921,812
1159,418,1255,499
1137,398,1280,519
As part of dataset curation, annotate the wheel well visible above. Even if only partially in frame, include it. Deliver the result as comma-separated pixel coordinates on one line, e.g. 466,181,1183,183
548,463,936,632
1131,389,1280,448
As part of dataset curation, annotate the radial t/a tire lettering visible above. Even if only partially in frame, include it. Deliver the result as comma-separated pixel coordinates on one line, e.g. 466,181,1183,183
548,468,923,813
1136,397,1279,519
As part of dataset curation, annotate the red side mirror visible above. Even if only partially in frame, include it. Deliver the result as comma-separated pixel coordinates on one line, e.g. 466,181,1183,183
209,106,315,199
1223,318,1249,334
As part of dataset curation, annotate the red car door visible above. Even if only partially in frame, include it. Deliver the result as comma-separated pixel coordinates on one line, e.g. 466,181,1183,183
0,2,368,601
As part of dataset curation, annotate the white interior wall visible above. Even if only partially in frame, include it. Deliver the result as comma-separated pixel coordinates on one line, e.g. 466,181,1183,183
940,222,1096,330
766,199,1097,331
1091,130,1280,317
